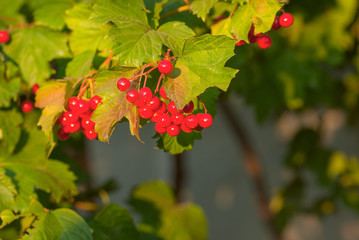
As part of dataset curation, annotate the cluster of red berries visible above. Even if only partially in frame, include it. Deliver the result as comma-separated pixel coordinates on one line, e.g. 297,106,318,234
117,60,213,137
21,84,39,113
55,96,102,141
235,12,294,49
0,30,10,44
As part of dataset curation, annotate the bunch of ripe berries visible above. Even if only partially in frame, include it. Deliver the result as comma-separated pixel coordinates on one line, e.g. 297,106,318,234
117,52,213,137
56,94,102,141
235,11,294,49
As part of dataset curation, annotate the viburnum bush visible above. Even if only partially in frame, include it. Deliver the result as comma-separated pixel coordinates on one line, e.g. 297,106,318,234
1,0,359,239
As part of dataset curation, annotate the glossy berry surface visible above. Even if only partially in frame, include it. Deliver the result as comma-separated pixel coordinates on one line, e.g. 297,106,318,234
171,113,184,125
198,113,213,128
181,101,194,113
139,106,154,119
0,31,10,43
167,101,178,115
117,78,131,92
271,16,281,30
21,100,34,113
155,123,167,134
32,84,39,95
83,128,98,140
62,111,79,125
257,35,272,49
68,97,79,111
81,116,95,129
158,60,173,75
126,90,139,103
167,124,180,137
158,113,172,128
75,99,90,113
279,13,294,27
89,96,102,110
147,96,161,111
159,86,169,100
184,114,198,129
64,122,80,133
181,123,193,133
139,87,153,102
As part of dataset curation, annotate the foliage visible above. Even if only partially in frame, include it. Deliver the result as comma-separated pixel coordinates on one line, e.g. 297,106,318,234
0,0,359,239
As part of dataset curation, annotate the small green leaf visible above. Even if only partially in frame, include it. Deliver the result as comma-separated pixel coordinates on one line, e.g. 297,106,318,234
157,131,201,155
211,17,232,37
0,209,18,228
23,207,92,240
190,0,216,21
0,0,25,29
3,27,69,85
164,34,237,109
92,67,140,141
0,62,21,107
0,169,17,213
34,0,73,30
0,109,23,157
90,204,141,240
157,21,195,56
66,50,95,78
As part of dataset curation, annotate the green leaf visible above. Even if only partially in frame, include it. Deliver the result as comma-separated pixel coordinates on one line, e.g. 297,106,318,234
34,0,73,30
190,0,216,21
157,21,196,56
164,34,237,109
35,81,66,138
0,110,23,157
3,27,69,86
0,62,21,107
156,131,201,155
92,67,140,142
65,3,111,55
0,0,25,29
0,209,18,228
211,17,232,37
151,0,168,29
24,207,92,240
90,204,141,240
0,169,17,213
230,0,283,41
66,50,95,78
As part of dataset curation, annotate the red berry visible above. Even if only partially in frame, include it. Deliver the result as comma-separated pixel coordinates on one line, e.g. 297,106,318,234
184,114,198,129
64,121,80,133
57,127,69,141
248,25,261,43
158,60,173,75
68,97,79,111
0,31,10,43
155,122,167,134
139,87,153,102
134,98,146,107
21,100,34,113
235,40,246,46
181,101,194,113
272,16,281,30
83,128,98,140
257,35,272,49
198,113,213,128
279,13,294,27
180,123,193,133
157,101,167,114
139,106,154,119
151,111,161,122
55,114,63,125
157,113,172,128
61,111,79,125
81,116,95,129
147,96,161,111
89,96,102,110
159,86,169,100
75,99,90,114
117,78,131,92
167,101,178,115
126,90,139,103
31,84,39,95
171,113,184,125
167,124,180,137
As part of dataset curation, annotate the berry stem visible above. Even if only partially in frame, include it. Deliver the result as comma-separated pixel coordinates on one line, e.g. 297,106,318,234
229,4,239,18
159,5,190,20
102,51,113,69
88,78,94,97
78,80,90,99
197,96,207,114
155,73,164,94
0,17,22,26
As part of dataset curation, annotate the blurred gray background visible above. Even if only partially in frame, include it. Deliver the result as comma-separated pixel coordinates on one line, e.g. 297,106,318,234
87,96,359,240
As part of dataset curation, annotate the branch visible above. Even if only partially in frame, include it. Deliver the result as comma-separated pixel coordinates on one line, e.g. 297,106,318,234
219,100,282,240
173,153,185,203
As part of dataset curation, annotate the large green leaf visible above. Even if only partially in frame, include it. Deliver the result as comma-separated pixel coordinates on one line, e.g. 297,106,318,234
65,3,111,55
3,27,69,86
164,34,237,109
0,169,17,213
23,202,92,240
34,0,73,30
0,110,23,157
130,181,208,240
92,67,140,142
0,60,21,107
66,50,95,78
190,0,216,21
90,204,141,240
157,131,201,155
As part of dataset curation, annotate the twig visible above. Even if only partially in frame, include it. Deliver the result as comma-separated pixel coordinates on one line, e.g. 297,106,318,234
173,153,185,203
159,5,190,20
219,100,282,240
